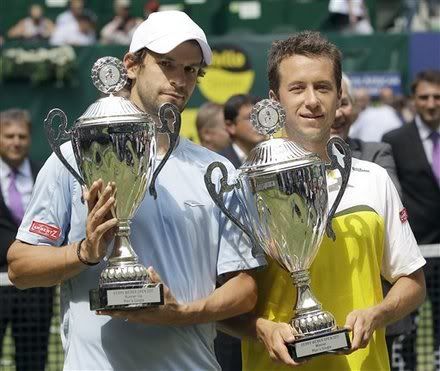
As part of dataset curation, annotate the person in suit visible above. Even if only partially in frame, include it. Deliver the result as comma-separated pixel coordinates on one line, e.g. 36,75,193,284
383,69,440,371
331,73,402,194
0,109,53,371
332,74,420,371
220,94,265,169
196,101,230,152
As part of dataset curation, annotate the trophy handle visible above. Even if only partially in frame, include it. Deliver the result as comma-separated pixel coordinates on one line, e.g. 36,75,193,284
44,109,86,187
325,137,352,241
149,103,182,199
204,161,259,254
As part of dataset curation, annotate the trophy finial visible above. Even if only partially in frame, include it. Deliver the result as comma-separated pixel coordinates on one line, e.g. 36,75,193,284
91,56,127,94
250,99,286,136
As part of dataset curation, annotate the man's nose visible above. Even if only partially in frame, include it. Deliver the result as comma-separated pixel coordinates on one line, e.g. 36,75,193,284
169,68,186,89
426,95,436,108
304,88,319,109
12,136,22,146
335,107,343,120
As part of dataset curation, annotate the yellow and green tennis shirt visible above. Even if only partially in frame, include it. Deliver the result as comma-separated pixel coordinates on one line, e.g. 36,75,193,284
242,158,426,371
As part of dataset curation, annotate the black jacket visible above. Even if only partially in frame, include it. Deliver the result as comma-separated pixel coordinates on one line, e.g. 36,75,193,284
383,122,440,244
0,159,41,272
219,144,242,169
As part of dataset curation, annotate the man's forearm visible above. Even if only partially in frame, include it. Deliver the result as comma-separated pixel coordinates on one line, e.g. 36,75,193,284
177,271,258,326
7,240,87,289
374,268,426,328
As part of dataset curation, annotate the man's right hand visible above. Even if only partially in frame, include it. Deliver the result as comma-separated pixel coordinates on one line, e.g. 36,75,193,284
81,180,118,264
256,318,304,367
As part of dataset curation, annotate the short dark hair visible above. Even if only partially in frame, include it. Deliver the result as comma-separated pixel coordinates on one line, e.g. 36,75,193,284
411,69,440,95
0,108,32,131
224,94,259,122
267,31,342,95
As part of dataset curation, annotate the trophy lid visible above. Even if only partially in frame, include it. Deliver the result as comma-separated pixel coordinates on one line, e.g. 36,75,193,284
240,99,322,175
76,95,150,126
75,56,153,126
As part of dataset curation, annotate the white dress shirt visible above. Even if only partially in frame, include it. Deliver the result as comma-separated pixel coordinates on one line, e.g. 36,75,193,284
415,114,440,166
50,10,95,46
328,0,365,17
232,142,247,164
349,105,402,142
0,157,34,211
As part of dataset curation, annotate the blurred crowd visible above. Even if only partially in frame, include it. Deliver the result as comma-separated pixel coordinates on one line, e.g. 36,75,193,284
2,0,439,47
3,0,160,46
197,86,423,155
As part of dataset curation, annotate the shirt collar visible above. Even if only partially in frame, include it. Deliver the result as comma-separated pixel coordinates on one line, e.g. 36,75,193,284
155,136,182,161
415,115,440,140
0,157,31,177
232,142,247,163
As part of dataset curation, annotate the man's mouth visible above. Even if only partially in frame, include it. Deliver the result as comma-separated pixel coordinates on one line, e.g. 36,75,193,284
162,92,184,101
300,113,324,120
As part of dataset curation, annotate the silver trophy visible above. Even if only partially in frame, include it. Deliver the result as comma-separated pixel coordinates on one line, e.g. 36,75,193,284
44,57,181,311
204,99,352,361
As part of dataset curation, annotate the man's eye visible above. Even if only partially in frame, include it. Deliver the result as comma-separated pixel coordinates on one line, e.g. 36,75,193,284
159,60,171,67
185,66,197,74
289,86,303,92
317,85,331,92
419,94,440,100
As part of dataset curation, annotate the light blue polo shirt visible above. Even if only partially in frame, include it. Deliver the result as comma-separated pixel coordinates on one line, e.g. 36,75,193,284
17,137,265,371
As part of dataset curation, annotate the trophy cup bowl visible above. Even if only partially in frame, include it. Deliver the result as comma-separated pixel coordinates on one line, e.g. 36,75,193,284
204,99,352,361
44,57,181,311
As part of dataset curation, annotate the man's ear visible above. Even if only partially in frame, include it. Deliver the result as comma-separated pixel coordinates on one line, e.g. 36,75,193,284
224,119,236,135
124,53,139,80
269,90,279,101
337,86,342,101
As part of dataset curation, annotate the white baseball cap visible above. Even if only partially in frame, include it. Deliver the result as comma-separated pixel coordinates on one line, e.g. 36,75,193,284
129,10,212,65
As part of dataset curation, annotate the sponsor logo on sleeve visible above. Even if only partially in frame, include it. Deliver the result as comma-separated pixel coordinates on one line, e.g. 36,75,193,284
29,221,61,241
352,166,370,173
399,208,408,223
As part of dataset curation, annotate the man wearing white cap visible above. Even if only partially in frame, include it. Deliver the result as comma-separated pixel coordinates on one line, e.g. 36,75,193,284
8,11,265,370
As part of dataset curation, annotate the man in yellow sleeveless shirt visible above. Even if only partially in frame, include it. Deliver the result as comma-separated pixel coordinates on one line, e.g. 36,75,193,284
223,31,426,371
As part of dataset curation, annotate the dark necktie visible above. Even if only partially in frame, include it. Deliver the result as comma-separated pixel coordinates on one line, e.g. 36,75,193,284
8,169,25,225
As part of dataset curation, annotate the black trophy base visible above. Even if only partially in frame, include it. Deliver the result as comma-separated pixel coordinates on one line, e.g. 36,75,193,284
287,328,351,362
89,282,164,311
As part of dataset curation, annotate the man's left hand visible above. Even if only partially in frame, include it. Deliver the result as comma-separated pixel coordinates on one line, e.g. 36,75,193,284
344,307,382,352
97,267,187,326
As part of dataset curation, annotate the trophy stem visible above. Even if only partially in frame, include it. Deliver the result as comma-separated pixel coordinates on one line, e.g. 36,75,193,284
107,220,139,265
292,270,322,315
291,270,336,336
99,220,150,288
